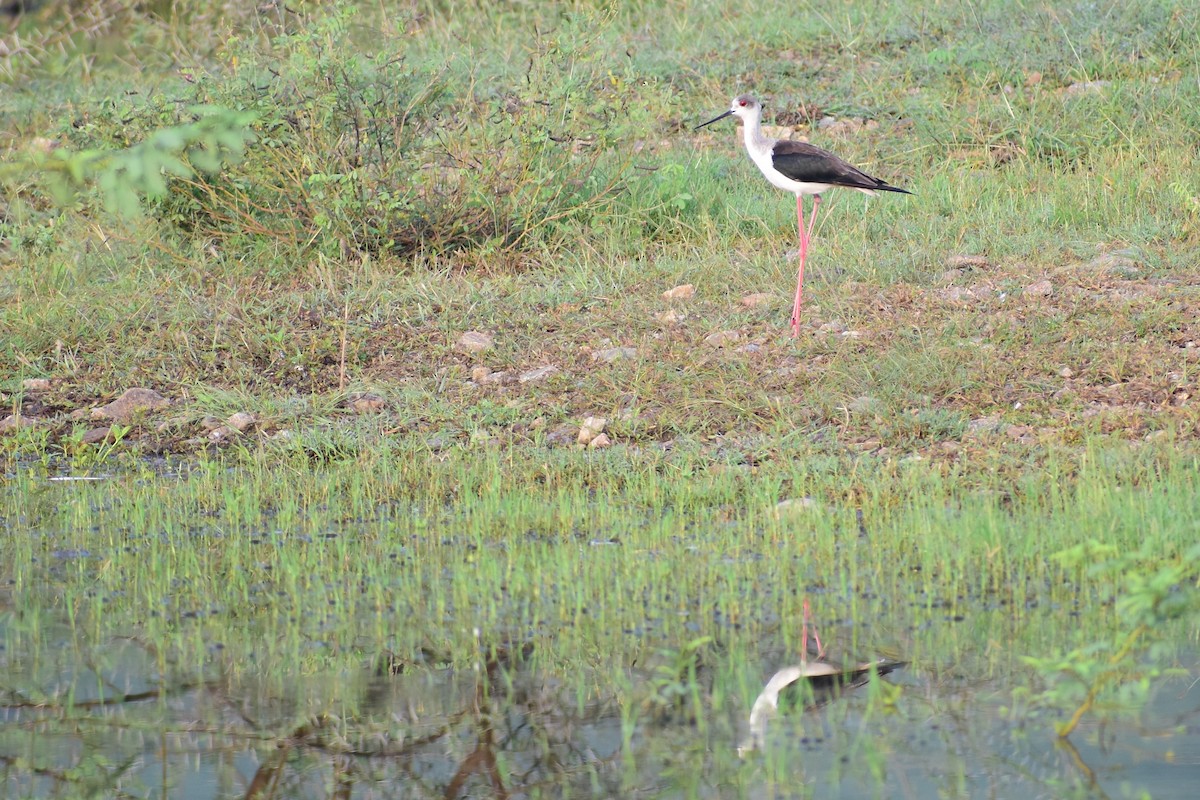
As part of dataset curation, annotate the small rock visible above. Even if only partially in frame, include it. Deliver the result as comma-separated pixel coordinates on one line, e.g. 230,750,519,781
1024,279,1053,297
1059,367,1075,378
577,416,607,445
81,426,114,445
347,393,386,414
587,433,612,449
1063,80,1110,96
1025,71,1043,87
656,309,684,324
847,395,880,414
227,411,257,432
545,425,577,446
662,284,695,301
945,255,989,270
208,426,235,442
740,293,774,309
967,416,1004,434
817,117,878,137
938,286,975,302
736,343,763,354
29,137,60,154
1086,252,1139,276
92,388,169,422
703,330,741,347
459,331,494,354
22,378,51,392
199,415,223,432
476,370,515,385
519,365,559,384
775,497,820,515
0,414,29,433
818,320,846,334
592,346,638,363
1005,424,1035,440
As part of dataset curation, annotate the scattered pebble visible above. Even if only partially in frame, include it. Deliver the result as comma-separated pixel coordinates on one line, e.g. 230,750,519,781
545,425,577,446
28,137,60,154
775,497,820,515
227,411,257,432
656,309,684,324
577,416,607,445
703,330,741,347
1086,252,1139,276
519,365,559,384
588,433,612,449
0,414,29,433
81,426,114,445
458,331,494,354
818,320,846,334
944,255,989,269
592,346,638,363
92,388,169,422
1024,279,1053,297
22,378,51,392
199,415,223,432
736,343,763,354
967,416,1004,435
1005,424,1035,441
1059,367,1075,378
847,396,880,414
1063,80,1110,96
472,367,515,385
346,393,386,414
208,426,235,442
938,286,975,302
662,284,695,300
740,293,774,308
817,117,879,137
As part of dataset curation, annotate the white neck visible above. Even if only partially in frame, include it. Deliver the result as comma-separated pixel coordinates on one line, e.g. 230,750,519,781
740,107,772,157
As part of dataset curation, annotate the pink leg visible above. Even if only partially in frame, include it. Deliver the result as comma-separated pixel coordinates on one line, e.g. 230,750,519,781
790,194,823,338
802,598,825,662
791,196,807,337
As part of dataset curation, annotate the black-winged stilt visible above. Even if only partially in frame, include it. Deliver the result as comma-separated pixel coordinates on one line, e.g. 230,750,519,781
697,94,911,337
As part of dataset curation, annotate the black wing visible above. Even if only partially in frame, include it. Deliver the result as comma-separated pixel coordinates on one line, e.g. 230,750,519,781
771,140,911,193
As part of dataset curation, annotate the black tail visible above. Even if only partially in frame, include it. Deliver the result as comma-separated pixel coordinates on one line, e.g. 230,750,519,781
875,181,912,195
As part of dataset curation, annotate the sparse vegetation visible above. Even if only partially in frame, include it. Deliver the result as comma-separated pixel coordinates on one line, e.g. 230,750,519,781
2,0,1198,797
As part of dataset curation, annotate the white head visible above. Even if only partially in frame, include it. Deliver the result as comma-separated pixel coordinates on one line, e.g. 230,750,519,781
696,94,763,130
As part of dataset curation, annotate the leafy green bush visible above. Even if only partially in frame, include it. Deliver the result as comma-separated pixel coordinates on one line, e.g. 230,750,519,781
17,3,652,267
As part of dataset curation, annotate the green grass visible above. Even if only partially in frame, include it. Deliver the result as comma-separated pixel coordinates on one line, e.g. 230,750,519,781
2,0,1199,797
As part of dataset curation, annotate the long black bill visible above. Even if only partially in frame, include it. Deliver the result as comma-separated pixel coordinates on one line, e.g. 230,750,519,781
695,109,733,130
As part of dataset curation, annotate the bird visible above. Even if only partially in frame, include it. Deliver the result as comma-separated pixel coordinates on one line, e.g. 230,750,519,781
737,601,907,755
696,94,911,337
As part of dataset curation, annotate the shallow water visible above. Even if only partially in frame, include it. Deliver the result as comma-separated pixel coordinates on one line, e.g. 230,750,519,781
1,627,1196,799
2,459,1198,798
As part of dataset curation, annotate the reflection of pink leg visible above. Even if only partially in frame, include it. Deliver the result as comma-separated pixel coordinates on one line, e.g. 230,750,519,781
802,598,825,662
791,195,807,337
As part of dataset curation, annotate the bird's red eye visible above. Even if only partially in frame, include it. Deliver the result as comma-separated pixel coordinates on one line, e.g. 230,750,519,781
738,99,748,106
